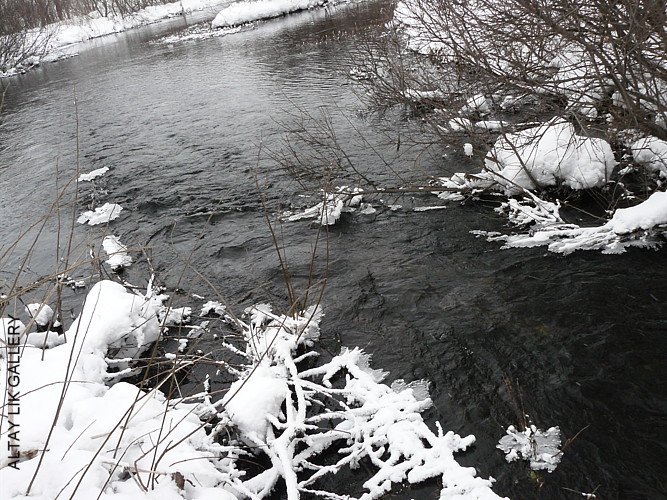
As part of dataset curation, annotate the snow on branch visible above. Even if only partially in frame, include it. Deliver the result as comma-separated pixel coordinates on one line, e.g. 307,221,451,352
0,281,507,499
285,186,363,225
215,305,506,500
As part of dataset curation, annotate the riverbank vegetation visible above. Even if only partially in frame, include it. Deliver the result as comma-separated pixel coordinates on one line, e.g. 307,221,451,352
319,0,667,254
0,0,224,75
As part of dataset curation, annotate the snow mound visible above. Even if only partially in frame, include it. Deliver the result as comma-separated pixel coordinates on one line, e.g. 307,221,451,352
212,0,326,28
25,303,57,327
77,202,123,225
485,120,617,194
631,136,667,177
0,281,179,498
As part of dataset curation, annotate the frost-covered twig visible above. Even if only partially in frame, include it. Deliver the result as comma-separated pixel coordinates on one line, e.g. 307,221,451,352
216,307,506,500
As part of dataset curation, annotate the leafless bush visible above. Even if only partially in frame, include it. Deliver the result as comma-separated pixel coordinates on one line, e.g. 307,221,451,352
354,0,666,143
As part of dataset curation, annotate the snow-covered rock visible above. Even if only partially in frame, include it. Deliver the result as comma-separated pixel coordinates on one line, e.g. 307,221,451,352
102,235,133,270
485,120,617,194
25,303,57,327
77,202,123,225
631,136,667,177
497,425,562,472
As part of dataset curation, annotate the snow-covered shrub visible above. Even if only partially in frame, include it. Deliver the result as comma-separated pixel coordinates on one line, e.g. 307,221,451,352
631,137,667,177
0,278,509,499
340,0,667,255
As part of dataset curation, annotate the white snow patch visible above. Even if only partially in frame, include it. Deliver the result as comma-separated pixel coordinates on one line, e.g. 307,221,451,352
497,425,562,472
461,94,493,116
200,300,227,316
25,303,58,327
102,235,133,270
631,136,667,177
212,0,326,28
485,119,617,194
78,166,109,182
160,306,192,326
77,202,124,225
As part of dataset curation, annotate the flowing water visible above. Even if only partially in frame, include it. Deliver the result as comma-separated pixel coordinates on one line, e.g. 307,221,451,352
1,2,666,499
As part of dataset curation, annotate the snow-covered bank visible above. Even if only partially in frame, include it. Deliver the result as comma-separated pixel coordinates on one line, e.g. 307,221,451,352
369,0,667,255
212,0,326,28
0,278,508,499
1,0,226,77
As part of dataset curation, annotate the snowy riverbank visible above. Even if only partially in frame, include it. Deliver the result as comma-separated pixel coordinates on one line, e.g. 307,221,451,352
1,0,228,77
1,0,362,77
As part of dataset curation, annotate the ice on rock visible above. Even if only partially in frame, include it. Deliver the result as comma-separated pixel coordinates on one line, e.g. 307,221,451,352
78,166,109,182
497,425,562,472
77,202,124,225
102,235,133,270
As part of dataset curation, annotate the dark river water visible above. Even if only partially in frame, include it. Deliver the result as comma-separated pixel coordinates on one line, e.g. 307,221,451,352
1,2,666,499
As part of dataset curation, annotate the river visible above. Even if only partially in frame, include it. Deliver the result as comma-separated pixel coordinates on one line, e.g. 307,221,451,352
0,2,666,499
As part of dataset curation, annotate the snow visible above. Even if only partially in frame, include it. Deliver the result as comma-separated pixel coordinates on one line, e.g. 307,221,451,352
463,143,473,157
286,186,363,225
222,365,288,441
200,300,227,316
445,117,474,132
485,120,617,194
461,94,493,116
497,425,562,472
0,281,185,499
102,235,133,270
608,191,667,232
77,202,124,225
212,0,327,28
1,0,228,77
631,136,667,177
0,271,511,500
78,166,110,182
25,303,56,327
475,120,510,132
476,191,667,254
160,306,192,325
